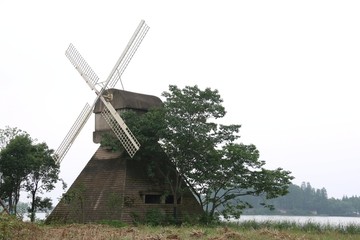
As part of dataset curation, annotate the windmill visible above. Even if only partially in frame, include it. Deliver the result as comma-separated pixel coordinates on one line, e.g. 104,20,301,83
54,20,149,164
47,20,204,224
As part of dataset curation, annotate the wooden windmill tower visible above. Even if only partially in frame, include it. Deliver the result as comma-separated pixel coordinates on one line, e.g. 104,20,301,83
47,20,203,224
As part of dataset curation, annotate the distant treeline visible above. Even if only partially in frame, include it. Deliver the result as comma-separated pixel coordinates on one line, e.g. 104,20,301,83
240,182,360,216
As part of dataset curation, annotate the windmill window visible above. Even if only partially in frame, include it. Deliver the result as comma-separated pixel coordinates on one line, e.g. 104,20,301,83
165,195,181,204
144,194,161,204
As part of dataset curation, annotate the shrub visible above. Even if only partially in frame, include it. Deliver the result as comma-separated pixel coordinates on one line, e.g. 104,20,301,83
144,208,165,226
97,219,127,228
130,211,141,226
0,214,41,240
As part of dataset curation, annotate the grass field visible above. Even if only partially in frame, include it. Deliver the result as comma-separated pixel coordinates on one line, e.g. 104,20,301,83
2,215,360,240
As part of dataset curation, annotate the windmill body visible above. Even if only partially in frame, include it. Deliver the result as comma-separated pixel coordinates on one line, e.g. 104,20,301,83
92,89,163,144
47,90,203,223
48,20,204,224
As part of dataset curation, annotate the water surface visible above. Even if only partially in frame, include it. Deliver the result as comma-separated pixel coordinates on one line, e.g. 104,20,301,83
230,215,360,226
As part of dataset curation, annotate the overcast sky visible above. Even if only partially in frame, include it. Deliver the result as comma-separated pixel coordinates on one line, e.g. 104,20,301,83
1,1,359,203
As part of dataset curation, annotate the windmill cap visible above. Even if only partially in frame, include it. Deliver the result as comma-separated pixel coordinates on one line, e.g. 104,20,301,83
94,89,163,113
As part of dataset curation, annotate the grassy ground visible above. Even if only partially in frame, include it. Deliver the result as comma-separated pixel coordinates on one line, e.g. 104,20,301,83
38,224,360,240
2,215,360,240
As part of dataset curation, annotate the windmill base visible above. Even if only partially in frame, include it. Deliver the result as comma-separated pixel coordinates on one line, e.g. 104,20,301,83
46,146,204,224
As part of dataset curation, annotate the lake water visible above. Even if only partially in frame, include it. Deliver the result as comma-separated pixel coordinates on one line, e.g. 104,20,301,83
225,215,360,226
22,212,47,221
29,213,360,227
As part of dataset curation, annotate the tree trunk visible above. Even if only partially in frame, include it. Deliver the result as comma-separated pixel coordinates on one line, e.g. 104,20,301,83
30,191,36,222
14,186,21,215
173,204,178,224
8,193,13,214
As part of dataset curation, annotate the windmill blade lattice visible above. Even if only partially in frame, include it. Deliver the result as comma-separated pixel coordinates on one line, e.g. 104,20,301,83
104,20,149,89
66,44,100,88
63,43,141,157
54,20,148,163
101,106,140,158
54,103,92,164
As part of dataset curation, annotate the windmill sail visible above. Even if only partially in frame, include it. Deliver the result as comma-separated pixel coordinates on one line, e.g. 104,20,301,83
66,43,99,88
64,43,141,157
55,20,148,163
54,103,92,164
105,20,150,89
101,104,140,158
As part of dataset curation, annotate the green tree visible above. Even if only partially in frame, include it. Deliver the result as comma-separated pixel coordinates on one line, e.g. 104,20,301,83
28,196,52,218
106,85,293,223
0,126,27,214
0,127,64,220
23,142,65,222
0,126,26,150
0,134,34,214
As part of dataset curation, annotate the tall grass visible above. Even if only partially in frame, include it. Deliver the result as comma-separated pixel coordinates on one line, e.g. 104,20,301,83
0,214,41,240
2,214,360,240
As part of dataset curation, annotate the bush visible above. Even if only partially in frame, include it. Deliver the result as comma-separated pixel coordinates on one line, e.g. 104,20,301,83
198,213,220,225
0,214,41,240
144,208,165,226
97,219,127,228
130,211,141,226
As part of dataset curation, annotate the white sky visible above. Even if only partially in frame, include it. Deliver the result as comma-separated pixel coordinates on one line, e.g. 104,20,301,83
1,1,359,203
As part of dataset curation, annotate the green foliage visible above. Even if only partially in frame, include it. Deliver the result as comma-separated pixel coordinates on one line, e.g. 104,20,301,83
1,219,360,239
241,182,360,217
101,85,293,224
100,132,122,152
181,212,203,226
130,211,141,226
0,126,27,150
0,214,41,240
97,219,127,228
0,126,63,221
144,208,166,226
0,214,14,240
24,143,62,222
155,85,293,223
61,184,86,223
0,132,34,214
106,192,123,218
343,223,360,234
27,197,52,222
